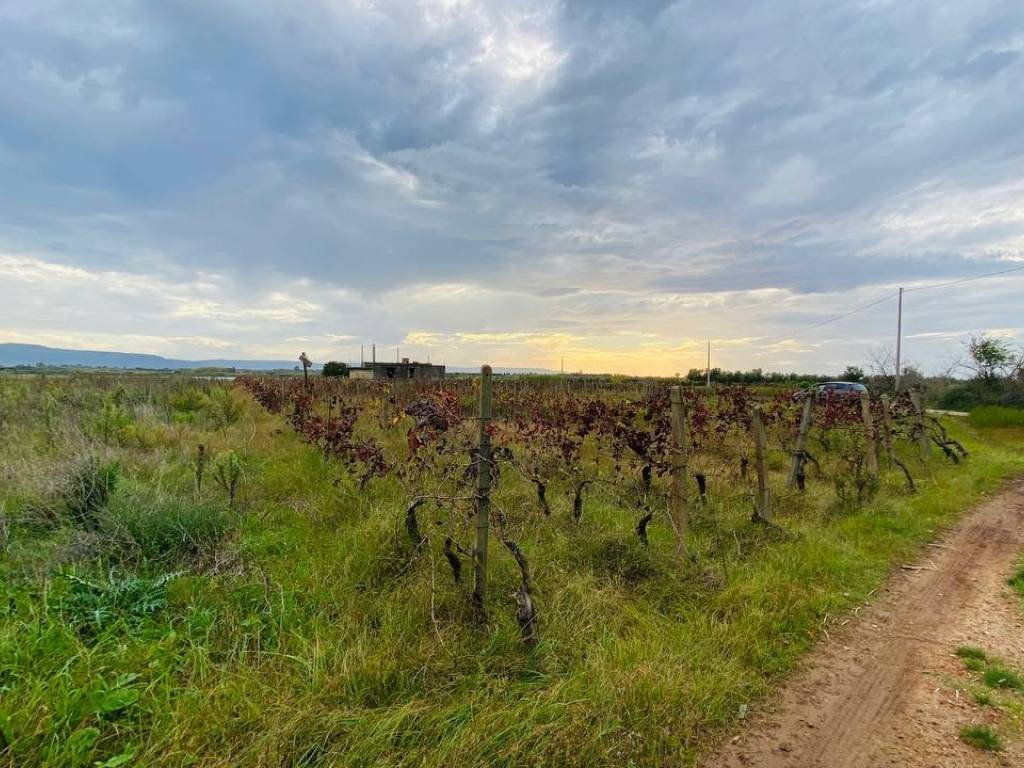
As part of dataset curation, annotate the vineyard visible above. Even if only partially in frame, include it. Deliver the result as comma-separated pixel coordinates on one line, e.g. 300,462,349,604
0,371,1021,767
237,371,966,645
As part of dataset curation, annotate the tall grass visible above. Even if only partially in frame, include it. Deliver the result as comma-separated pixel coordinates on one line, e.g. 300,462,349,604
969,405,1024,429
0,374,1022,767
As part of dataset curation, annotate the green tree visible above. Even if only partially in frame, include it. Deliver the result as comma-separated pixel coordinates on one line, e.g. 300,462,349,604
967,334,1015,383
840,365,864,382
322,361,347,377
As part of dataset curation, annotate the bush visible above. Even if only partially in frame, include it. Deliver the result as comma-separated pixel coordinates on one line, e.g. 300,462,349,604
62,458,120,529
103,491,231,564
934,385,978,411
322,361,348,377
968,405,1024,428
203,387,244,432
169,387,206,423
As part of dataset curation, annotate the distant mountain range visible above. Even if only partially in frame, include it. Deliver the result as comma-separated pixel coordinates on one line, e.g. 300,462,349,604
0,343,299,371
0,343,557,375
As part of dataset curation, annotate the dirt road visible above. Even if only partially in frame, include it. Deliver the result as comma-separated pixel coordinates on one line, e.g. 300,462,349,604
706,479,1024,768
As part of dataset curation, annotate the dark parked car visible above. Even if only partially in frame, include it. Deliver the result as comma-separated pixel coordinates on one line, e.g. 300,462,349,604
792,381,868,401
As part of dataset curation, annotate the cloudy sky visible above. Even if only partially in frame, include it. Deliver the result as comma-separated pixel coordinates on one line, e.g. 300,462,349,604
1,0,1022,375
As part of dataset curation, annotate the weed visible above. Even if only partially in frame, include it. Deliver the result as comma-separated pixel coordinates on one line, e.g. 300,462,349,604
982,665,1023,691
959,724,1003,751
955,645,987,661
971,688,993,706
213,450,243,506
57,568,183,634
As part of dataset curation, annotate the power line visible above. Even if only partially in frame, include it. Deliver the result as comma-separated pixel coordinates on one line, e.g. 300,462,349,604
757,293,897,345
754,262,1024,346
903,263,1024,293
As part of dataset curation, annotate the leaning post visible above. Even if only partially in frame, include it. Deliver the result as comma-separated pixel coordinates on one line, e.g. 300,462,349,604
472,365,493,615
669,386,689,554
752,405,771,522
787,394,814,489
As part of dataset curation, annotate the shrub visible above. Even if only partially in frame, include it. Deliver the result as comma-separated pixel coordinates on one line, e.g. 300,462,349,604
62,458,120,529
169,387,206,423
204,387,244,432
103,491,231,564
91,393,133,443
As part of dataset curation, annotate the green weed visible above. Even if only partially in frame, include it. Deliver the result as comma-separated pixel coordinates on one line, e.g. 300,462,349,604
959,724,1003,751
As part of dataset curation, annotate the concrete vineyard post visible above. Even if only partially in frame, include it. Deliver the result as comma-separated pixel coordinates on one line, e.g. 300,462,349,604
472,365,493,614
787,394,814,489
909,390,929,461
752,405,771,522
669,386,689,553
860,392,879,479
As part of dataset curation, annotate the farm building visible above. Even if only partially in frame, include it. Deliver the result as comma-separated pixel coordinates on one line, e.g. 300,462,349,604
349,358,445,380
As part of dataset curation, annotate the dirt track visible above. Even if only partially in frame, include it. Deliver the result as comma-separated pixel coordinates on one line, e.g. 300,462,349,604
706,479,1024,768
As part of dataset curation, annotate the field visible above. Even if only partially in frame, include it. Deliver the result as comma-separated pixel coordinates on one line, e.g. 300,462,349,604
1,372,1023,767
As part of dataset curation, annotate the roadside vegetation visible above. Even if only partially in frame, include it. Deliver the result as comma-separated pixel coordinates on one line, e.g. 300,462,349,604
0,369,1022,767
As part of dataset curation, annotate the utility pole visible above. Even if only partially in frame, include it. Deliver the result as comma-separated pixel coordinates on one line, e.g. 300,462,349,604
894,287,904,392
706,340,712,390
360,345,364,366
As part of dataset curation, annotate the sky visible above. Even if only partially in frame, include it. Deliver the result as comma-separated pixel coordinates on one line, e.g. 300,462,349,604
1,0,1023,376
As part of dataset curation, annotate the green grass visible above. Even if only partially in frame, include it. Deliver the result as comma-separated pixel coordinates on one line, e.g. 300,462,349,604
983,666,1024,691
969,405,1024,429
1,375,1023,767
956,646,987,661
960,724,1003,751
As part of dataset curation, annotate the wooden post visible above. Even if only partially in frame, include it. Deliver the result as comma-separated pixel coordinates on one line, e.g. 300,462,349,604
880,394,895,466
909,389,930,461
669,386,689,552
860,392,879,479
752,405,771,522
472,365,493,614
787,395,814,489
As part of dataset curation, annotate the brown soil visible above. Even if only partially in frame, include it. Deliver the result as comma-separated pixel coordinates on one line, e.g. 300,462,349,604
705,479,1024,768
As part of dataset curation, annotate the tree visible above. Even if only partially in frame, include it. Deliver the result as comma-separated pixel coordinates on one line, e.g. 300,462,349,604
322,361,347,377
840,365,864,382
964,334,1018,383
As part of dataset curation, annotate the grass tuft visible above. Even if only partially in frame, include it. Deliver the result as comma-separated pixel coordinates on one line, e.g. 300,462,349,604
959,724,1003,751
982,665,1024,691
955,645,987,661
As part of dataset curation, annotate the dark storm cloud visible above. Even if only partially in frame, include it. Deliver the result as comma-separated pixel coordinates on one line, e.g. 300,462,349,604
1,0,1023,299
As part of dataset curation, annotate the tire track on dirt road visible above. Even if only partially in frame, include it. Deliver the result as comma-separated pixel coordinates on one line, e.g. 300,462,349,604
705,479,1024,768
